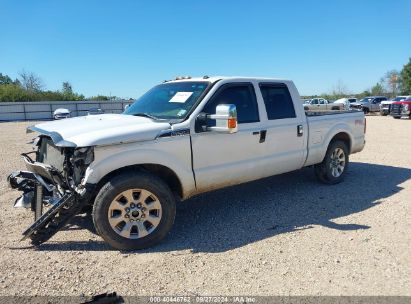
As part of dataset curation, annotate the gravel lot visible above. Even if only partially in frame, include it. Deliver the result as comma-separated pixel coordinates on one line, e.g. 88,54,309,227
0,116,410,297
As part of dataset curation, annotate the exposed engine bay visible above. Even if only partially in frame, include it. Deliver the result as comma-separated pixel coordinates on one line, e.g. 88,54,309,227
7,135,94,245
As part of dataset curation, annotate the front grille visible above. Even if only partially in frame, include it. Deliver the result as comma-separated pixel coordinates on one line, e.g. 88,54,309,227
390,104,402,115
37,137,65,172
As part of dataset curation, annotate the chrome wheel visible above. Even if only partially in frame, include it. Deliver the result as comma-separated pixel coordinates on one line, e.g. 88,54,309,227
329,148,346,178
108,189,162,239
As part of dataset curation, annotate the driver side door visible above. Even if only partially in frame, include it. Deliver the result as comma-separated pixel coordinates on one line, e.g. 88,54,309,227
190,82,267,193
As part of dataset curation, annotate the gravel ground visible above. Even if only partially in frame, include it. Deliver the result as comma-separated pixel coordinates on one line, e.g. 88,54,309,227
0,116,410,297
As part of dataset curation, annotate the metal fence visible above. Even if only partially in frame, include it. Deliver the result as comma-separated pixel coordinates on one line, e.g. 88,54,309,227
0,100,134,121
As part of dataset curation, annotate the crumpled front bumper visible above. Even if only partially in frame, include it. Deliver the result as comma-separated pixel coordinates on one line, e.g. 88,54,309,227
7,170,53,209
7,153,64,208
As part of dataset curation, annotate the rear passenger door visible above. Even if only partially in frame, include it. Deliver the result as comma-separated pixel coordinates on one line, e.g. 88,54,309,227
257,83,306,175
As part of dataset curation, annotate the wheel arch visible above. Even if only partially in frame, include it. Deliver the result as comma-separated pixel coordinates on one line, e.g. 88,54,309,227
89,164,184,205
329,132,352,153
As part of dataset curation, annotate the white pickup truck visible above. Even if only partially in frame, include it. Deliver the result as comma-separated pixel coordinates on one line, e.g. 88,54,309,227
8,76,366,250
303,98,344,111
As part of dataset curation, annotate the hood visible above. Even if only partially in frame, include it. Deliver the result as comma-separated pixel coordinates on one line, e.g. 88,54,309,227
29,114,171,147
350,102,363,106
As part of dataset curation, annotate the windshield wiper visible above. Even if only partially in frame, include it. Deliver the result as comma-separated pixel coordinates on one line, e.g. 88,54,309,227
132,113,159,120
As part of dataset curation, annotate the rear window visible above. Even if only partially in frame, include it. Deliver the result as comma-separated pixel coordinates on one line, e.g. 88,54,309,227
259,84,296,120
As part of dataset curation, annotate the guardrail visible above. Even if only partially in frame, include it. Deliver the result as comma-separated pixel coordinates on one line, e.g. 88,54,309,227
0,100,134,121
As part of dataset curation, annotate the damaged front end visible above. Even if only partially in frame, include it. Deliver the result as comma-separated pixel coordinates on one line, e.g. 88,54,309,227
8,135,94,245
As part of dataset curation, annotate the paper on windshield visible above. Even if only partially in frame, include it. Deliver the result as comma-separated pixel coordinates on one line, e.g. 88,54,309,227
169,92,193,103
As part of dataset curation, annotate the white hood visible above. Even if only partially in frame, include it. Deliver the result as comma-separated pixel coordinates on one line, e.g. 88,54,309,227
29,114,171,147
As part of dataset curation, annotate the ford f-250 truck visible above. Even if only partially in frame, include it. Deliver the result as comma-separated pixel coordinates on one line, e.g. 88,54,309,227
8,76,366,250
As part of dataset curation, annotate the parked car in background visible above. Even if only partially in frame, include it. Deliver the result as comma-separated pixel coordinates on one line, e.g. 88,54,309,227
350,96,387,114
303,98,344,111
333,98,357,110
390,96,411,119
87,108,105,115
53,108,70,120
380,96,408,116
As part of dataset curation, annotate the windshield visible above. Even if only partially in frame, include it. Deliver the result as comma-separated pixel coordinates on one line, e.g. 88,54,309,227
124,81,210,120
359,98,373,103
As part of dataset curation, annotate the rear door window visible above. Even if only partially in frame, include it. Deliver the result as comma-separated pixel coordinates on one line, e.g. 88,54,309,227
259,83,296,120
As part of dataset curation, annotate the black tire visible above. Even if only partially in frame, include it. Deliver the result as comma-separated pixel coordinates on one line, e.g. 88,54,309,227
314,140,349,185
362,107,369,114
92,171,176,250
393,116,401,119
380,111,387,116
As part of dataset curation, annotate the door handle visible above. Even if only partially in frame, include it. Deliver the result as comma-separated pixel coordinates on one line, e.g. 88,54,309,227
252,130,267,143
259,130,267,143
297,125,303,137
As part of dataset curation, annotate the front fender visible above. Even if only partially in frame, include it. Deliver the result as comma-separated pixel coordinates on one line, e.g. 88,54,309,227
82,138,195,199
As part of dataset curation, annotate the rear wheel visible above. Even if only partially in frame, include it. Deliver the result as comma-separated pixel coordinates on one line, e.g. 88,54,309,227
93,171,176,250
315,140,349,184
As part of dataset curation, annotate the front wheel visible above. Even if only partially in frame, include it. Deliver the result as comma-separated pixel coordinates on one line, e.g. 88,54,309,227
93,171,176,250
314,140,349,184
362,107,369,114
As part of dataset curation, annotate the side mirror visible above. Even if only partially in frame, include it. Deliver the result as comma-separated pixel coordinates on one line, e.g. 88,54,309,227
195,104,238,133
208,104,238,133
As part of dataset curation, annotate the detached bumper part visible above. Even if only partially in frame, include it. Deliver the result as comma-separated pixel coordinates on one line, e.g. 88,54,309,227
14,192,33,209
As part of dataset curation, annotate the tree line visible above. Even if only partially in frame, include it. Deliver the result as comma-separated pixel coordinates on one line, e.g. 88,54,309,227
0,70,123,102
302,57,411,100
2,57,411,102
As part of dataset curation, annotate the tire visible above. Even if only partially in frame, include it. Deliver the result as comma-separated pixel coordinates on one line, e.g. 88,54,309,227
380,111,387,116
92,171,176,250
393,116,401,119
362,107,369,114
314,140,349,185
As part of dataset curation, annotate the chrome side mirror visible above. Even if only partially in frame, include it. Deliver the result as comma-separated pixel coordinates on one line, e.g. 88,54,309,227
208,104,238,133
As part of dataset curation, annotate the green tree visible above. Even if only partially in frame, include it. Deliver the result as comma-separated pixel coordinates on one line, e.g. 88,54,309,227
0,84,30,102
62,81,73,95
400,57,411,95
371,83,384,96
0,73,14,85
87,95,110,101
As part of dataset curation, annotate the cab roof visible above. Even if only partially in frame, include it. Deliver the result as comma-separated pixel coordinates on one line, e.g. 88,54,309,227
165,76,292,84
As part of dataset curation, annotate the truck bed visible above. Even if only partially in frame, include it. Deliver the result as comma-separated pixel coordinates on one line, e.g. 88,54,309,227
304,109,365,167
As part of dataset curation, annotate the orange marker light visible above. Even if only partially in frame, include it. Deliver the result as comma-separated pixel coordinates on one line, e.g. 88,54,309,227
227,118,237,129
